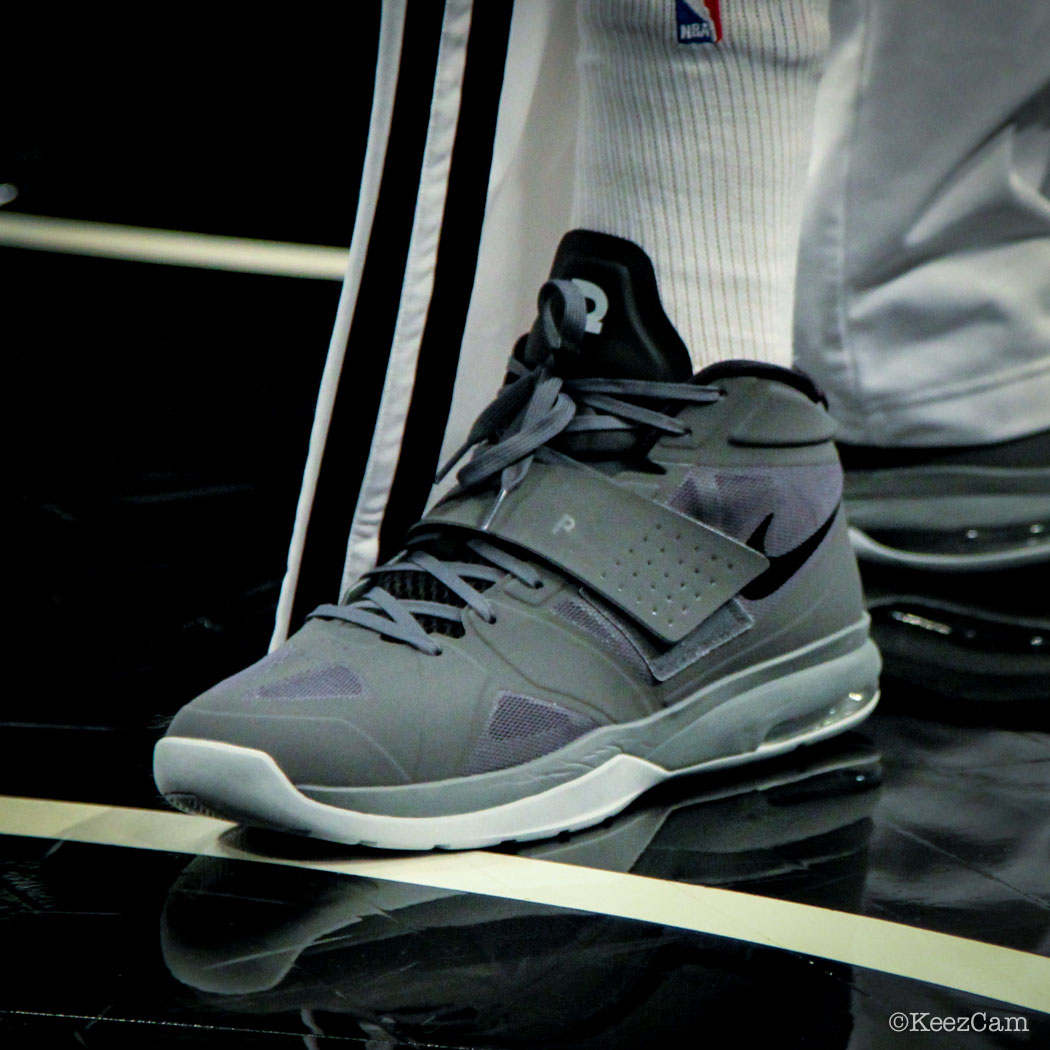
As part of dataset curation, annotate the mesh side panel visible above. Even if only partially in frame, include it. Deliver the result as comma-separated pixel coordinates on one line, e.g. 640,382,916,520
464,692,599,775
666,470,723,531
255,665,370,702
710,472,778,546
371,569,459,605
668,464,842,553
553,596,650,679
414,616,465,638
715,464,841,554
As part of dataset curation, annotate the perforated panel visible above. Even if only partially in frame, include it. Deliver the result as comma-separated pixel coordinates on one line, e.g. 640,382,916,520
596,516,750,640
426,461,767,643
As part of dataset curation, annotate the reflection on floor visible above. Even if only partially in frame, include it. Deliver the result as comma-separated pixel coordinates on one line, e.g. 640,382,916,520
863,561,1048,705
2,700,1048,1046
158,741,875,1048
2,564,1048,1048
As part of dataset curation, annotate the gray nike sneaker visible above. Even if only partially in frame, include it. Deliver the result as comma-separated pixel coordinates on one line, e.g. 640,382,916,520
154,230,881,850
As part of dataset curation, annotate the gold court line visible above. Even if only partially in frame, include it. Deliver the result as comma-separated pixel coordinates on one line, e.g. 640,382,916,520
2,794,1048,1015
0,213,348,279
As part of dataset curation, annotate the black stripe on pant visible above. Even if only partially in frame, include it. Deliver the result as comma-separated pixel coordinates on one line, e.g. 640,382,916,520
377,0,516,563
289,0,448,630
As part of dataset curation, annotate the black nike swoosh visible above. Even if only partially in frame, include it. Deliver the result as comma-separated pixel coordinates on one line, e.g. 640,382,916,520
741,507,839,601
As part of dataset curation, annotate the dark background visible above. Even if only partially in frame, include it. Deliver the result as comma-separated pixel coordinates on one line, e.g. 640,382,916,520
4,13,381,730
2,19,1048,1048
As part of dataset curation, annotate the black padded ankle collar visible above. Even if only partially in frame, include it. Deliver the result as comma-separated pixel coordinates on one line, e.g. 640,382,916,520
694,360,829,407
542,229,694,383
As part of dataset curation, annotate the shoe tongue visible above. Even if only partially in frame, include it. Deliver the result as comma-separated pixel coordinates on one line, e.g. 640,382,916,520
525,230,693,382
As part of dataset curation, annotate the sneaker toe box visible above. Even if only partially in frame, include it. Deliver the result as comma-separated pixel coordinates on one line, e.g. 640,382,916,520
163,637,415,788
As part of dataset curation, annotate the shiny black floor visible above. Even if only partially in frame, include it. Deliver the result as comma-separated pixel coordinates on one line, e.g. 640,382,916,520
5,86,1048,1042
3,665,1048,1048
0,832,1038,1049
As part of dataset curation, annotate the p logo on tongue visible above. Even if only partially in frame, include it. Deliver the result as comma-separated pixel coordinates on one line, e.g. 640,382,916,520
546,230,693,382
570,278,610,335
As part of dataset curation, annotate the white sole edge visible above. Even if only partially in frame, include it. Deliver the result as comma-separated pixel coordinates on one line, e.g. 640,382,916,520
154,690,879,852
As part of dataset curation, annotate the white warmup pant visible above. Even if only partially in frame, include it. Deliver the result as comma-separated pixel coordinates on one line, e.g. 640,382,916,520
276,0,1050,640
795,0,1050,447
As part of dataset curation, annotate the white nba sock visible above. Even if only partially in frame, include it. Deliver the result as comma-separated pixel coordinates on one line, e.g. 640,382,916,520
572,0,828,370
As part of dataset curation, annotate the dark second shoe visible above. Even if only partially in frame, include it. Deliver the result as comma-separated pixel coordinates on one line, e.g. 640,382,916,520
840,433,1050,571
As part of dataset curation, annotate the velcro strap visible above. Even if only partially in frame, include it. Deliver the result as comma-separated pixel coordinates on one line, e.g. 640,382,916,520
418,462,767,644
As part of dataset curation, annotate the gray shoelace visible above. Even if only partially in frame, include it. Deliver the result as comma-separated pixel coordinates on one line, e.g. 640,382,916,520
309,281,721,654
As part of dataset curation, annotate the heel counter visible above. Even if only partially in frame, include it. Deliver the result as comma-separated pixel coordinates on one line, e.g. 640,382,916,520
824,505,868,625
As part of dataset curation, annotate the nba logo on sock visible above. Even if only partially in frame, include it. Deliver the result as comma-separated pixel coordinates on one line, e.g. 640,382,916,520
676,0,722,43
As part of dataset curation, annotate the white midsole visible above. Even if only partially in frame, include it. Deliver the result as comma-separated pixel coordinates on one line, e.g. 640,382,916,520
154,688,878,852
